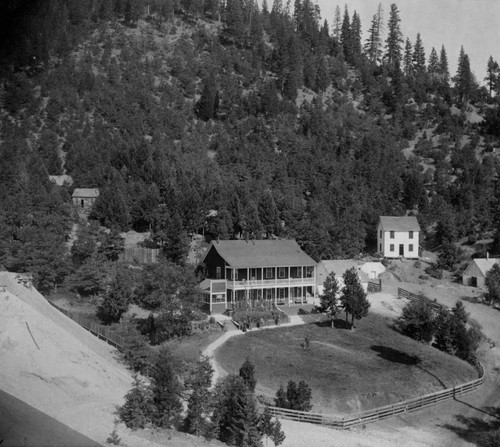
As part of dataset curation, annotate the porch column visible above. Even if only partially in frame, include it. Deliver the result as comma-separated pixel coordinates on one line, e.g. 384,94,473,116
288,286,291,306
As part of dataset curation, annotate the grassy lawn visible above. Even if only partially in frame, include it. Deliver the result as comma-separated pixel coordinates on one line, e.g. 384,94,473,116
215,313,478,414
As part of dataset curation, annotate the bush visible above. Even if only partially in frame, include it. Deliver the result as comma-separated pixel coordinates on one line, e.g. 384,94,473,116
297,308,310,315
425,264,443,279
396,296,435,343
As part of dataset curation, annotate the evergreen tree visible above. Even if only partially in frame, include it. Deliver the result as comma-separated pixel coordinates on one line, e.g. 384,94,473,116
428,47,439,74
212,375,262,447
350,11,362,63
118,375,155,429
364,5,383,64
196,73,219,120
184,356,214,437
412,33,426,74
332,5,341,42
397,295,435,343
485,55,499,95
239,357,257,392
485,263,500,306
274,384,288,408
454,46,475,104
98,229,125,262
151,348,183,428
320,271,339,328
340,5,351,61
384,3,403,70
258,407,285,446
438,45,450,82
69,252,109,297
403,38,413,78
258,190,281,238
340,267,370,329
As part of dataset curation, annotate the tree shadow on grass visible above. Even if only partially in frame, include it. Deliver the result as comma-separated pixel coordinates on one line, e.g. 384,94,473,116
370,345,421,365
442,407,500,446
313,318,351,329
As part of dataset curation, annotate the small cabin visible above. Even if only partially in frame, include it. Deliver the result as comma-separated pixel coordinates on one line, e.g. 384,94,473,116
72,188,99,209
462,257,499,288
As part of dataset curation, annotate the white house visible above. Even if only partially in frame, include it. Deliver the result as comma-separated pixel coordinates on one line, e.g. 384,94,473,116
377,216,420,259
462,257,499,288
316,260,369,295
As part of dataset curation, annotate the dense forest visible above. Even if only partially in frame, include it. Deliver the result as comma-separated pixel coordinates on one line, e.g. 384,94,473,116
1,0,500,294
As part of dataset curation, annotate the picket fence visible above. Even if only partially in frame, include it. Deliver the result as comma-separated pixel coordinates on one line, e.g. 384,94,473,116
47,300,125,349
119,247,159,264
266,360,484,429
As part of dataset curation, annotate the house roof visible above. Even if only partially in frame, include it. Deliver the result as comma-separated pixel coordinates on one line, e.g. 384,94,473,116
464,258,499,277
202,239,316,268
317,260,369,283
379,216,420,232
72,188,99,198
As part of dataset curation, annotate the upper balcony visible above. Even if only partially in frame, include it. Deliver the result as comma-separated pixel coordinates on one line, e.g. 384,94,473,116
227,276,315,289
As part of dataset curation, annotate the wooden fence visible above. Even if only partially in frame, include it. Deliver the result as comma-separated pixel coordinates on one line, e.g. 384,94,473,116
266,361,484,429
47,300,125,349
397,287,446,311
368,279,382,293
119,247,159,264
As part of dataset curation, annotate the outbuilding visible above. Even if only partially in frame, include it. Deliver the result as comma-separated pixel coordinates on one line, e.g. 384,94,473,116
462,257,499,288
72,188,99,209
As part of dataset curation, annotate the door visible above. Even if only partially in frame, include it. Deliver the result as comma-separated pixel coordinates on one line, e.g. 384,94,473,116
399,244,404,256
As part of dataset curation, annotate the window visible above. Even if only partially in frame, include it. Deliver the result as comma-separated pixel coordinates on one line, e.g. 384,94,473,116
216,267,221,279
390,231,395,239
212,293,225,303
265,268,273,279
379,230,382,238
305,266,314,278
379,244,382,252
250,268,257,280
409,244,414,252
233,269,238,280
278,267,286,278
390,244,394,252
409,231,414,239
296,267,302,278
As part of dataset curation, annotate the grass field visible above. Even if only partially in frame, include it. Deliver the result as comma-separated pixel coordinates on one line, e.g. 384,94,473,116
215,313,478,414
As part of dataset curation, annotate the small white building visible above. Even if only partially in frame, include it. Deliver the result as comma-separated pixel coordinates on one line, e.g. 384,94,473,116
462,257,499,288
316,260,369,295
377,216,420,259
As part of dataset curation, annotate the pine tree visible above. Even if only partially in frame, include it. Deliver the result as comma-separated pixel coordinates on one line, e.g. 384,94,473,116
320,271,339,328
340,5,351,61
485,55,499,95
195,73,219,120
350,11,362,63
274,384,288,408
454,46,475,104
438,45,450,83
412,33,426,74
258,407,285,446
184,356,214,437
212,375,262,447
403,38,413,78
239,357,257,392
384,3,403,70
118,375,155,429
151,349,183,428
340,267,370,329
428,47,439,75
364,5,383,64
332,5,341,42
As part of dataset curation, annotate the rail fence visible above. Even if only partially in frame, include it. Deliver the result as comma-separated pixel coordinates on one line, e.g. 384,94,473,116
397,287,446,311
47,300,125,349
368,279,382,293
266,360,484,429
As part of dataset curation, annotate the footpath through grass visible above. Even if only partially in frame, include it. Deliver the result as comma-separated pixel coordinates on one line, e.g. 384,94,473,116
215,313,477,414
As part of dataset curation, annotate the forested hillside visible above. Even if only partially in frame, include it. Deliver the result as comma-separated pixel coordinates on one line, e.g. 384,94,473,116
1,0,500,292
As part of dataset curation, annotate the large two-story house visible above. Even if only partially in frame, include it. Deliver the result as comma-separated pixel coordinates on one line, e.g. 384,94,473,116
377,216,420,259
199,239,317,314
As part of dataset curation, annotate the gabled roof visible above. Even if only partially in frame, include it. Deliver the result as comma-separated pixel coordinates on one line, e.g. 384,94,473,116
201,239,316,268
317,260,369,283
379,216,420,232
72,188,99,198
465,258,499,277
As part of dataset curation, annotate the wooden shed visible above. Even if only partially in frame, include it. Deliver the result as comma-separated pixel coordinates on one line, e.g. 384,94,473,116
462,257,499,288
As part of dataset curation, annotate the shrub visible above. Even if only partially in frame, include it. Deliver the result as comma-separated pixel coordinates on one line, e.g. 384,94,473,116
397,296,435,343
425,264,443,279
